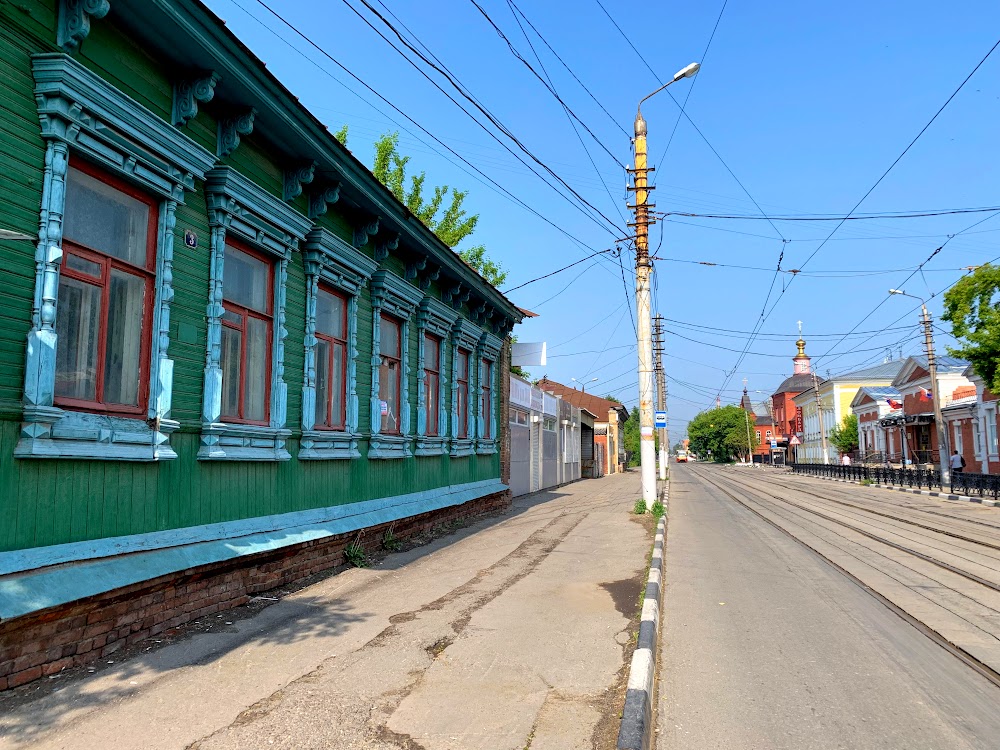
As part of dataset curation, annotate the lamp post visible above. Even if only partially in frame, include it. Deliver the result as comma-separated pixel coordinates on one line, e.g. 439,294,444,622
889,289,950,484
571,377,598,393
632,61,699,509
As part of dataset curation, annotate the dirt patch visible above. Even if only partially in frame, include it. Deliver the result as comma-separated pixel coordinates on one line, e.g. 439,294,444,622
425,636,453,658
600,572,646,620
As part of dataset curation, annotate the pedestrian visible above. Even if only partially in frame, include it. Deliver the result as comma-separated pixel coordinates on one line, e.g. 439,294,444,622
841,454,851,466
949,449,966,474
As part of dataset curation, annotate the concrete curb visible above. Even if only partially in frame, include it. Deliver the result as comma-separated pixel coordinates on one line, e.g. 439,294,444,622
805,474,1000,508
617,498,667,750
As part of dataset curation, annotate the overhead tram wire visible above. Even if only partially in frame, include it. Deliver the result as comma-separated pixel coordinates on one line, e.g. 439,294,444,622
341,0,628,240
240,0,614,269
502,248,613,294
547,301,627,350
501,0,628,226
658,206,1000,221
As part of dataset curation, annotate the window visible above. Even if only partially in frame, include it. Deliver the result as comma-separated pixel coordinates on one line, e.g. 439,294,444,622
766,430,771,438
456,348,470,439
973,418,982,456
379,314,403,434
987,408,998,454
480,359,492,439
756,431,761,440
55,163,157,414
314,287,348,430
954,422,963,456
543,417,557,431
424,334,441,436
511,408,528,425
220,243,273,424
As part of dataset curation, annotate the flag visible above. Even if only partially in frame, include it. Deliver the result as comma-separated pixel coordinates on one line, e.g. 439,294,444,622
919,388,933,402
887,398,902,410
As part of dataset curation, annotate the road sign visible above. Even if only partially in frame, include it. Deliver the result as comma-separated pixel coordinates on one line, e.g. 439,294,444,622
654,411,667,428
789,435,801,446
770,439,778,449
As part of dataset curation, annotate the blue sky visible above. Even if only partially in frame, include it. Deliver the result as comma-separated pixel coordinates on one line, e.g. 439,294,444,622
203,0,1000,437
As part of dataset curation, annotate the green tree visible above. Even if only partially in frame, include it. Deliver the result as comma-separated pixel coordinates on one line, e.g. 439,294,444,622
623,407,640,466
829,414,859,455
942,263,1000,392
687,406,759,463
604,395,622,403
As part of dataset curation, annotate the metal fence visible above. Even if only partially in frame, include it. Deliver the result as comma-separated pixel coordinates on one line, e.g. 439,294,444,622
792,462,1000,498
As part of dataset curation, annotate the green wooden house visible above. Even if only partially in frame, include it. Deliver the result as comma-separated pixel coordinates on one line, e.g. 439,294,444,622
0,0,521,688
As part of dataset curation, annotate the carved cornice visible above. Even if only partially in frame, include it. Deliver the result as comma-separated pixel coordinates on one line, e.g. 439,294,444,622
405,255,427,281
354,218,381,250
418,264,441,291
173,71,221,127
370,269,423,320
308,182,342,219
418,296,459,339
57,0,110,54
217,108,255,158
283,162,316,202
374,232,399,262
303,227,378,295
443,281,471,310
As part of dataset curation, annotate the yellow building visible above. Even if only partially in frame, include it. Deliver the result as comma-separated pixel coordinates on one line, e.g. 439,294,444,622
792,361,904,463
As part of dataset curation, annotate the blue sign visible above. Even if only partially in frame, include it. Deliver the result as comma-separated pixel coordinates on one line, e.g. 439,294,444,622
654,411,667,428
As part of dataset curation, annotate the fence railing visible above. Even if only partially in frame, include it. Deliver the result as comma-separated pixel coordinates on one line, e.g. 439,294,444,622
791,463,943,491
950,471,1000,500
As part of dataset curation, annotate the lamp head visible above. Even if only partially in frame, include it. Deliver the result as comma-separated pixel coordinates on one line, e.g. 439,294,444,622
888,289,904,296
673,62,701,81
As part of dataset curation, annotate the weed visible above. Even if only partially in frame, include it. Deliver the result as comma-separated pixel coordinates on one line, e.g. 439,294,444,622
859,478,873,486
633,499,647,515
651,500,665,519
382,524,402,552
344,533,368,568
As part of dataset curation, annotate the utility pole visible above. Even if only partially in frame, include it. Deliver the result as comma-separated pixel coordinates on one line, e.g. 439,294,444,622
921,305,951,484
743,378,754,465
653,315,667,481
631,62,699,510
812,370,829,464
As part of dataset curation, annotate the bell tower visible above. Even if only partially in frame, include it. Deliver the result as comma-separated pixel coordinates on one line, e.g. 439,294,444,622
793,320,811,375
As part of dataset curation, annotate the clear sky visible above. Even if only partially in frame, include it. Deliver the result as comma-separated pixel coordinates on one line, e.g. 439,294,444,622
203,0,1000,437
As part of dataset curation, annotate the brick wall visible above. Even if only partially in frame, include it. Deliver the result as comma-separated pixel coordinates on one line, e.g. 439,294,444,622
0,489,511,691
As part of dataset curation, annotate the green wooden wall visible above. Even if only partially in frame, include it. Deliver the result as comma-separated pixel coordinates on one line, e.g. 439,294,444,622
0,2,501,555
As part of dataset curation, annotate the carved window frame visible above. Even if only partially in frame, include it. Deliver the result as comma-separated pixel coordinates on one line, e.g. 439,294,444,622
199,167,311,461
415,296,458,457
450,319,482,457
300,227,378,460
16,54,215,461
476,332,502,455
368,270,423,459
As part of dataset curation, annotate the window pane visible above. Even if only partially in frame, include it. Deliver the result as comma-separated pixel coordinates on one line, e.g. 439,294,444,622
222,308,242,326
317,289,346,340
380,315,400,358
223,246,269,313
55,275,101,402
424,335,439,372
64,167,149,266
457,349,468,381
220,326,242,419
103,269,146,406
426,372,439,436
332,342,345,427
379,360,399,433
65,252,102,278
245,317,270,422
458,382,468,438
315,338,331,427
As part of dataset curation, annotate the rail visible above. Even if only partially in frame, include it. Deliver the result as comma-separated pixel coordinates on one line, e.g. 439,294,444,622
791,463,944,491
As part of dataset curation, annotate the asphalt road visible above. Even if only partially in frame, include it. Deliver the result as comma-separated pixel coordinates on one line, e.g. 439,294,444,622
0,474,650,750
658,463,1000,750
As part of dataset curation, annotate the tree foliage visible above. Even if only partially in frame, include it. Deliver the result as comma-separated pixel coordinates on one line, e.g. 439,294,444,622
687,406,759,463
829,414,859,455
622,407,659,467
942,263,1000,392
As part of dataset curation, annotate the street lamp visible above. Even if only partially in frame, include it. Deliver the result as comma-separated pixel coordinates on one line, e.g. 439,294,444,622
888,289,950,483
631,61,700,509
571,377,598,393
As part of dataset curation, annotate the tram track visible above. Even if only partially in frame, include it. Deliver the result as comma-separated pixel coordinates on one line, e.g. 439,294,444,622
689,465,1000,692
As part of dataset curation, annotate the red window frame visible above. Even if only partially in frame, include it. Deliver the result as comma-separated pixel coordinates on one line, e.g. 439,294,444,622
380,313,403,435
457,347,470,439
55,158,158,416
220,240,274,426
481,358,492,438
424,333,441,437
314,286,349,430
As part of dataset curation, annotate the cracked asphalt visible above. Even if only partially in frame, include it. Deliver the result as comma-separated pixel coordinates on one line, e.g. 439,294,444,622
0,473,650,750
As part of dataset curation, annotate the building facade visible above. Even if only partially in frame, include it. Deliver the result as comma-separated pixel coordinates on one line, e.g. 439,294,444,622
535,379,629,475
0,0,522,689
770,337,815,463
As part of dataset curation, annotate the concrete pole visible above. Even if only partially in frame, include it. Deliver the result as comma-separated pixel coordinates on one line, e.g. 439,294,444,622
632,111,656,509
812,371,829,464
654,316,667,481
922,304,951,484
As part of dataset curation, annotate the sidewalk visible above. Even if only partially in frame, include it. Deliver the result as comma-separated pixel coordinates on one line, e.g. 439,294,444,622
0,473,650,750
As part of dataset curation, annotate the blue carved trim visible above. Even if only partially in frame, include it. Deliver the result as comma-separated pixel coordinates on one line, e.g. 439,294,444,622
32,54,217,201
374,233,399,263
418,264,441,291
303,228,379,294
443,280,471,310
0,478,509,618
57,0,110,54
416,297,457,444
16,409,179,461
355,218,380,250
172,71,221,127
218,108,255,158
200,168,308,461
299,430,361,460
450,438,474,458
450,318,481,455
308,182,341,219
283,162,316,202
415,436,448,457
369,433,412,459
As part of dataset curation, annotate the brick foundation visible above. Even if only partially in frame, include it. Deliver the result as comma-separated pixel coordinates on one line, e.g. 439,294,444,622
0,489,510,691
